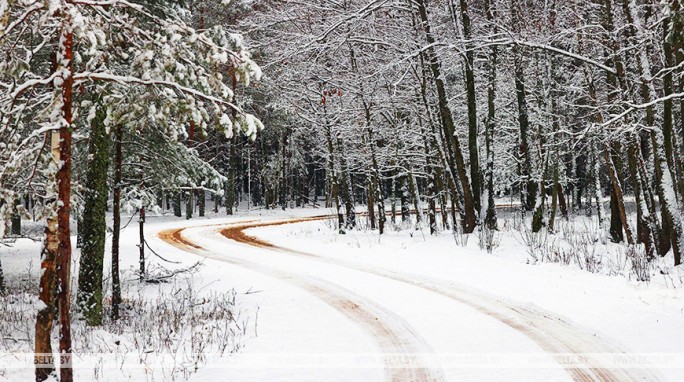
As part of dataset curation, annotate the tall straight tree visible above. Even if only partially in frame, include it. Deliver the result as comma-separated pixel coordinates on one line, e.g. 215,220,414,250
510,0,536,212
34,133,60,382
483,0,498,230
111,125,123,320
77,99,110,326
414,0,477,233
454,0,481,213
55,15,75,381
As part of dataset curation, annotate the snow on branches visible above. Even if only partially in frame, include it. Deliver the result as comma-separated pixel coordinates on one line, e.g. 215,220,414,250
0,0,264,232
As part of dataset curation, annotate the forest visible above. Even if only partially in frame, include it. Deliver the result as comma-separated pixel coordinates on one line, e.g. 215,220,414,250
0,0,683,381
243,0,684,263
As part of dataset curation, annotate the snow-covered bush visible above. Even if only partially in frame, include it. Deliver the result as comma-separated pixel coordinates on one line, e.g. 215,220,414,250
625,245,653,282
477,225,500,254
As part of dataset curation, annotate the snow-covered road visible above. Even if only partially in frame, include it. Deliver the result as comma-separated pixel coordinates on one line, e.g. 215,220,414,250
155,215,666,382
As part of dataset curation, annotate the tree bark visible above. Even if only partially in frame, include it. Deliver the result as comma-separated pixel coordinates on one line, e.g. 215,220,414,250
627,139,657,257
673,0,684,201
54,21,75,382
483,0,498,230
186,189,193,219
10,198,20,235
35,127,61,381
511,0,537,212
414,0,477,232
198,189,205,217
548,160,559,232
322,99,344,231
225,137,237,215
623,0,684,264
531,156,548,233
455,0,481,212
436,168,450,230
663,16,677,179
604,147,633,244
367,175,376,230
173,192,182,217
339,140,356,230
409,168,422,228
608,150,625,243
111,125,122,320
77,100,110,326
400,173,410,222
425,145,437,235
0,256,4,295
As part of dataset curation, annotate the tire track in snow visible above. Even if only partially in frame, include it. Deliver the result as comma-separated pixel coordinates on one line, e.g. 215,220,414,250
218,216,660,382
158,224,446,382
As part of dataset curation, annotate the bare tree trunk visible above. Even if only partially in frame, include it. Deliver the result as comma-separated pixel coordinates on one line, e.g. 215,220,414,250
390,169,397,225
10,198,20,235
653,131,684,264
369,146,385,234
604,147,634,244
35,131,60,382
585,12,630,238
349,42,384,234
624,0,684,264
409,168,422,228
663,15,677,181
367,175,376,230
592,143,607,239
422,128,438,234
548,160,559,232
339,140,356,230
452,0,481,212
111,125,122,320
400,172,410,222
225,137,237,215
173,191,182,217
483,0,498,230
414,0,477,232
558,184,568,220
673,0,684,201
375,176,386,235
198,189,205,217
436,167,450,230
0,256,4,295
186,189,193,219
77,100,110,326
531,155,548,233
511,1,536,212
56,21,74,382
627,139,657,257
325,115,344,231
414,50,465,230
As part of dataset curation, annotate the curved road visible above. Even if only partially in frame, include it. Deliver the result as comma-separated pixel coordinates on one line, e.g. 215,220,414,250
159,216,658,382
159,221,445,382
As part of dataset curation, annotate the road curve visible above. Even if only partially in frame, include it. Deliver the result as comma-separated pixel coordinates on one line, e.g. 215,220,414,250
158,223,446,382
217,216,660,382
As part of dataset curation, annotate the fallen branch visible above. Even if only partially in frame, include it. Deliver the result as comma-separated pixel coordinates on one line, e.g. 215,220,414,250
143,262,202,283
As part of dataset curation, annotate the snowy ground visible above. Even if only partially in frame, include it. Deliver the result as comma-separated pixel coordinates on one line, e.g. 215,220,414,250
234,209,684,381
1,206,683,381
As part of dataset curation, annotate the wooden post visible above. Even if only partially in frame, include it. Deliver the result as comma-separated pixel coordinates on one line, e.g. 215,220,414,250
139,206,145,281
